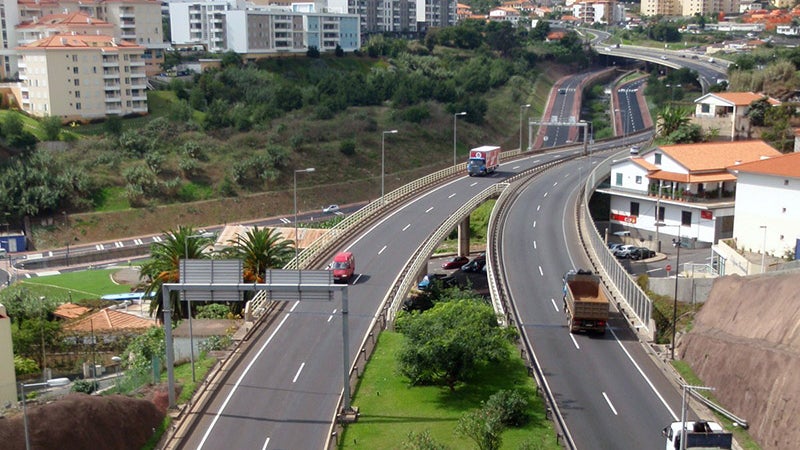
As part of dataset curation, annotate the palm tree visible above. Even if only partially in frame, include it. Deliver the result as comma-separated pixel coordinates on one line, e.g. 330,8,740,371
226,226,294,282
141,226,212,321
657,105,691,138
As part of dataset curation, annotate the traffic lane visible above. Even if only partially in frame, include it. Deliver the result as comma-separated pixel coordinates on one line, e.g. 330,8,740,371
500,158,681,448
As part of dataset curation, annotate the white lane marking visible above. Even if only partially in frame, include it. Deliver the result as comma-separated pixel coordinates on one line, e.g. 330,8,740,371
48,251,54,257
134,238,143,245
533,159,540,163
38,271,61,277
538,266,543,277
328,309,337,323
290,300,299,313
95,244,104,250
512,165,520,170
115,241,124,248
280,218,290,224
551,298,559,312
292,362,306,383
352,274,363,285
533,241,537,249
196,307,295,449
603,392,618,415
570,334,580,349
470,182,478,187
425,207,434,213
608,327,679,420
553,182,558,187
543,192,548,198
448,193,456,199
533,221,537,228
261,437,270,450
378,245,387,255
152,236,162,242
537,204,541,211
402,224,411,231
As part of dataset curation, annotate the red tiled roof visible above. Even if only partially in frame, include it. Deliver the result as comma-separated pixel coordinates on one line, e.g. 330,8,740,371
54,303,90,320
22,33,142,51
730,151,800,178
711,92,780,106
658,140,781,172
64,309,155,333
17,12,112,29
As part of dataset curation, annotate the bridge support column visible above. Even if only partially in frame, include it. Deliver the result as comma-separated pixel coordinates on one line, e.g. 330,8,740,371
458,217,470,257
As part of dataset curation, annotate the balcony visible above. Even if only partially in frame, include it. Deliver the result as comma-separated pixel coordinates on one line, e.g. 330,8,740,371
105,94,122,102
104,83,121,91
129,59,145,67
102,59,120,67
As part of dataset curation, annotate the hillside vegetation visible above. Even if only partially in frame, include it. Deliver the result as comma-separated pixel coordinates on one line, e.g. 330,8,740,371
0,23,594,248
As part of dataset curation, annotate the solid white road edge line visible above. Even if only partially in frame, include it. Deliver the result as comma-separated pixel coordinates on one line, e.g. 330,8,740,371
570,334,580,350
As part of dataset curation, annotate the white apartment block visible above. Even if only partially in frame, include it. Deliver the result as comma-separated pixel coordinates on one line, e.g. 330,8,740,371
328,0,417,35
642,0,742,17
169,0,237,51
489,7,520,24
571,2,611,24
640,0,681,17
18,34,147,120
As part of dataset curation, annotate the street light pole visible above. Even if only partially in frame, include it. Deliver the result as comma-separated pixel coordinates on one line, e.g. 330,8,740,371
183,233,211,383
294,168,315,264
671,237,681,360
760,225,767,273
381,130,398,201
679,384,715,450
39,296,46,381
453,112,466,166
20,378,70,450
579,120,592,156
519,104,530,151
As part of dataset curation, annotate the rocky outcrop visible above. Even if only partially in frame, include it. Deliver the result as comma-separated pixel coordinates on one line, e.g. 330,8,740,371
678,271,800,450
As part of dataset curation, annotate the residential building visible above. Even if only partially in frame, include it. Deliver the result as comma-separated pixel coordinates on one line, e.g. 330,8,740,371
597,140,781,250
0,0,22,79
456,3,472,21
489,6,520,24
640,0,680,17
571,1,611,24
693,92,780,141
16,12,115,47
169,0,236,52
423,0,457,28
723,151,800,270
0,304,15,410
17,34,148,120
327,0,417,36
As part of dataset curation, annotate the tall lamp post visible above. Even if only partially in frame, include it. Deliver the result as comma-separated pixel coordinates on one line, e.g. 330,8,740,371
20,378,70,450
381,130,398,201
183,233,211,383
679,384,715,450
579,120,592,156
294,168,315,263
519,104,530,152
453,112,466,166
760,225,767,273
671,237,682,360
38,296,47,381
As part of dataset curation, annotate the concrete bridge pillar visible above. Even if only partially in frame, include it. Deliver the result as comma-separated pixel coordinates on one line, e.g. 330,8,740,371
458,216,470,256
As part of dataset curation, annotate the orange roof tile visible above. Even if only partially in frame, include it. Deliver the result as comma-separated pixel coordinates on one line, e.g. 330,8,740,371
658,140,781,172
729,151,800,178
648,170,737,183
54,303,90,320
711,92,780,106
64,309,155,333
21,33,142,51
17,12,113,29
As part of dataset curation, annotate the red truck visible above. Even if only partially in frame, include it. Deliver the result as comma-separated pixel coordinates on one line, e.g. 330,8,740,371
467,145,501,176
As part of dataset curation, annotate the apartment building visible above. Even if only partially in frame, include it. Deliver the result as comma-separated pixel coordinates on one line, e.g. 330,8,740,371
423,0,456,28
641,0,742,17
169,0,235,52
328,0,418,36
571,1,612,24
18,34,147,120
640,0,681,16
16,12,115,46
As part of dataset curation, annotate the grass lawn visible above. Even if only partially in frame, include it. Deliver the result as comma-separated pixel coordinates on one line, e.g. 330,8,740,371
339,331,559,449
20,268,134,301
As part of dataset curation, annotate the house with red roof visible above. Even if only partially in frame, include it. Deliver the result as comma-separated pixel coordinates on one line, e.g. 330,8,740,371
597,140,782,250
693,92,781,141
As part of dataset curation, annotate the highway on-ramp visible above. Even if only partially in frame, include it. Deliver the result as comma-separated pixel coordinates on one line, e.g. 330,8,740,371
499,154,684,448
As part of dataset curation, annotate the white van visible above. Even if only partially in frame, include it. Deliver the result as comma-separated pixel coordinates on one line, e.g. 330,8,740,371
630,145,640,155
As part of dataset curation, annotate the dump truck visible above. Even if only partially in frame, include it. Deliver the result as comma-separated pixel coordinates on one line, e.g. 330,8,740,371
662,421,732,450
562,269,609,334
466,145,501,176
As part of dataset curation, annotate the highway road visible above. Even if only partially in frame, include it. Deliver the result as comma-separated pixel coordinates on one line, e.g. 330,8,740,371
538,74,587,149
181,151,580,449
499,154,684,448
615,77,648,147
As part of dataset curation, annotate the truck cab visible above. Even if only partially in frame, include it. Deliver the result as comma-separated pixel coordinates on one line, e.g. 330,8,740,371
330,252,355,283
662,421,732,450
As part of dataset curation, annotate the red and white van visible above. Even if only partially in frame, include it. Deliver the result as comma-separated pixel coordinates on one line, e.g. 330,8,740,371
331,252,355,283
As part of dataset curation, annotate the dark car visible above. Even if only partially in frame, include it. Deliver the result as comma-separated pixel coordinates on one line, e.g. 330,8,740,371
461,254,486,272
630,247,656,260
441,256,469,270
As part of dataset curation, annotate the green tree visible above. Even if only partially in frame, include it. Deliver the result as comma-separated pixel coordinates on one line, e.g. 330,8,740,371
141,226,214,320
39,116,63,141
4,113,24,137
307,46,320,58
123,325,165,373
403,430,448,450
220,50,242,68
104,114,123,137
455,407,504,450
395,297,515,391
657,105,691,137
223,226,294,282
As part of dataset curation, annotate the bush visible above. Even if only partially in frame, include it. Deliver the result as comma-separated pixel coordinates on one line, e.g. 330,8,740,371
71,379,96,394
199,334,233,353
195,303,231,319
339,139,356,156
484,389,529,427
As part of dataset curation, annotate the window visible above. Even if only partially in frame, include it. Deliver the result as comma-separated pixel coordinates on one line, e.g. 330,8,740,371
656,206,664,222
701,104,710,113
73,67,78,74
75,91,80,98
72,55,77,62
615,173,623,186
630,202,640,217
654,153,662,165
681,211,692,226
635,175,642,184
785,180,789,186
76,102,81,110
74,79,79,86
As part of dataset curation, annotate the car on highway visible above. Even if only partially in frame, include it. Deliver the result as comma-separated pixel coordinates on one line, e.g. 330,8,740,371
629,247,656,260
630,145,640,155
441,255,469,269
322,204,340,214
558,88,567,94
461,254,486,272
660,55,668,60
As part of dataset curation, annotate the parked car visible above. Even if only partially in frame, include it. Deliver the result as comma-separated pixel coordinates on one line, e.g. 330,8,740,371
608,243,623,253
461,254,486,272
614,245,637,259
322,204,340,214
630,247,656,260
417,273,457,291
441,256,469,269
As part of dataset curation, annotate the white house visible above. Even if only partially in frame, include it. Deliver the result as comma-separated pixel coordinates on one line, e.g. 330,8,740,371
488,7,520,24
598,140,782,250
726,151,800,265
693,92,780,141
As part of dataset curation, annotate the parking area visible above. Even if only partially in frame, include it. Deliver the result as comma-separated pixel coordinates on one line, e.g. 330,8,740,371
422,254,489,297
